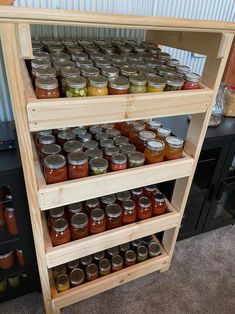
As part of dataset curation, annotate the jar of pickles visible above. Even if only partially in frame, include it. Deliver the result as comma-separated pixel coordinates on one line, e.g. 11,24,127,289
50,218,71,246
86,263,99,281
44,154,68,184
99,259,111,276
147,75,166,92
164,74,184,91
153,193,167,216
165,136,184,160
124,250,136,266
87,75,108,96
111,154,127,171
137,131,156,152
156,127,171,142
182,72,201,90
137,197,152,220
65,76,87,97
71,213,89,240
68,152,89,180
60,66,81,95
108,76,130,95
128,152,145,168
111,255,123,272
89,208,106,234
105,204,122,229
137,245,148,262
89,158,108,175
122,199,136,224
70,268,85,287
129,122,145,146
129,74,147,94
63,140,83,155
35,77,60,99
144,140,165,164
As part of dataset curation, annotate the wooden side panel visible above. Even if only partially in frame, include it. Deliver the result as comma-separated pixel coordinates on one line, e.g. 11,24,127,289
223,38,235,85
17,23,32,58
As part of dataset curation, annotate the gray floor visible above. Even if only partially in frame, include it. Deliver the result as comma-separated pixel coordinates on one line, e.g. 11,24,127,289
0,225,235,314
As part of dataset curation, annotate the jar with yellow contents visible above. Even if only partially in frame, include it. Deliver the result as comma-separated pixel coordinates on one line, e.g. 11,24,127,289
147,75,166,93
87,75,108,96
144,140,165,164
165,136,184,160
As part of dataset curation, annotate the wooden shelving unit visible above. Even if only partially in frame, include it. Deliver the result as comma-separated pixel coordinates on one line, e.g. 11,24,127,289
0,6,234,313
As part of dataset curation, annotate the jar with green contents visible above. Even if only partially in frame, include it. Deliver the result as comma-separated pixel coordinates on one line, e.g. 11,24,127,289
147,75,166,92
87,75,108,96
127,152,145,168
148,242,161,258
8,274,20,288
165,74,184,91
129,74,147,94
69,268,85,287
0,277,7,293
60,67,81,96
137,245,148,262
89,158,108,175
99,259,111,276
65,76,87,97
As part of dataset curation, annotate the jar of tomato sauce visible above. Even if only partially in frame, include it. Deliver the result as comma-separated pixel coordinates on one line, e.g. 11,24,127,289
153,193,167,216
67,152,88,180
137,131,155,152
38,135,55,154
89,208,106,234
137,197,152,220
101,194,116,207
144,139,165,164
116,191,131,205
85,198,100,216
0,251,14,269
4,207,18,235
124,250,136,267
35,77,60,99
119,242,130,257
50,218,71,246
44,154,68,184
68,202,83,220
105,204,122,230
121,121,133,137
71,213,89,240
47,206,65,229
57,130,75,146
63,140,83,155
131,187,144,204
111,154,127,171
183,72,201,90
143,185,156,202
108,76,129,95
165,136,184,160
122,199,136,225
156,127,171,142
129,122,145,146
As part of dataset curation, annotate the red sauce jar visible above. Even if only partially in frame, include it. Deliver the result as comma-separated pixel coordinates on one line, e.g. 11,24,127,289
84,198,100,216
89,208,106,234
41,144,62,163
108,76,130,95
47,207,65,229
71,213,89,240
0,251,14,269
143,185,156,202
68,202,83,220
57,130,75,146
116,191,131,205
122,199,136,225
129,122,145,146
182,72,200,90
44,154,68,184
4,207,18,235
38,135,55,155
131,187,144,204
16,249,25,266
35,77,60,99
67,152,88,180
111,153,127,171
106,204,122,230
121,121,133,137
50,218,71,246
137,197,152,220
153,193,167,216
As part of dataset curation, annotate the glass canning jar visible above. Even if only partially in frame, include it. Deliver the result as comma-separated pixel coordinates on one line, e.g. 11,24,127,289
82,140,99,151
34,67,57,81
71,51,88,61
85,198,100,216
89,158,108,175
57,130,75,146
87,75,108,96
157,52,171,62
164,74,184,91
113,136,129,147
16,249,24,266
137,197,152,220
122,199,136,224
89,208,106,234
38,135,55,154
70,268,85,287
96,131,109,142
137,131,156,152
0,251,14,269
72,127,87,140
95,59,111,69
31,58,51,80
86,148,103,160
129,74,147,94
68,202,83,220
56,273,70,292
137,245,148,262
104,146,119,165
65,76,87,97
41,144,62,162
106,128,121,139
44,154,68,184
35,77,60,99
131,239,143,250
75,59,93,68
142,235,153,246
111,154,127,171
111,255,123,272
101,194,116,207
120,143,136,155
175,65,190,77
53,264,67,279
67,151,88,180
116,191,131,205
80,255,93,270
147,75,166,92
146,59,162,69
128,151,145,168
50,218,71,246
60,66,80,95
148,242,161,258
124,250,137,267
131,187,144,204
99,259,111,276
71,213,89,240
183,72,201,90
101,66,119,79
107,246,119,259
105,204,122,229
156,127,171,142
143,185,156,202
100,139,114,151
86,263,99,281
153,193,167,216
47,206,65,229
165,58,180,68
165,136,184,160
147,119,161,133
4,207,18,235
144,139,165,164
121,121,133,137
157,65,175,77
67,259,80,272
93,251,105,263
63,140,83,155
89,125,102,138
129,122,145,146
120,65,137,78
80,66,99,79
119,242,131,257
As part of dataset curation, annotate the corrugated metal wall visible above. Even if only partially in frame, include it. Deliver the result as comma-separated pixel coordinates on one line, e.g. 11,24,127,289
0,0,234,121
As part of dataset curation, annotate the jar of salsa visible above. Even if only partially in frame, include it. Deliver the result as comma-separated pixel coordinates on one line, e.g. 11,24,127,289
122,199,136,225
129,122,145,146
89,158,108,175
89,208,106,234
71,213,89,240
137,197,152,220
80,255,93,270
4,207,18,235
111,154,127,171
53,264,67,279
116,191,131,205
99,259,111,276
107,246,119,259
85,198,100,216
128,152,145,168
120,143,136,155
44,154,68,184
82,140,99,151
164,74,184,91
104,146,119,166
129,74,147,94
65,76,87,97
0,251,14,269
68,202,83,220
124,250,136,266
183,72,201,90
93,251,105,263
57,130,75,146
131,187,144,204
143,185,156,202
147,119,161,133
113,136,129,147
137,131,155,152
105,204,122,229
108,76,130,95
147,75,166,92
153,192,167,216
111,255,123,272
70,268,85,287
100,139,114,151
148,242,161,258
67,152,88,180
50,218,71,246
47,206,65,229
165,136,184,160
144,140,165,164
156,127,171,142
16,249,25,266
35,77,60,99
63,140,83,155
101,194,116,207
119,243,130,257
137,245,148,262
35,129,52,145
87,75,108,96
86,263,99,281
121,121,133,137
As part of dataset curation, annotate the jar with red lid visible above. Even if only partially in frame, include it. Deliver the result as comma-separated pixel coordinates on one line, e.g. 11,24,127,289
108,76,130,95
85,198,100,216
101,194,116,207
153,193,167,216
116,191,131,205
50,218,71,246
131,187,144,204
104,146,119,166
44,154,68,184
0,251,14,269
144,139,165,164
147,120,161,133
122,199,136,225
4,207,18,235
129,122,145,146
71,213,89,240
47,207,65,229
16,249,25,266
111,154,127,171
67,152,88,180
121,121,133,137
38,135,55,154
63,140,83,155
156,127,171,142
137,131,155,152
89,208,106,234
182,72,201,90
57,130,75,146
100,139,114,151
105,204,122,229
35,77,60,99
137,197,152,220
68,202,83,220
165,136,184,160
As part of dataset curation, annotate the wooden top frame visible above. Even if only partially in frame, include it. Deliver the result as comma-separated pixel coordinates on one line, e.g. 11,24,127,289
0,6,235,32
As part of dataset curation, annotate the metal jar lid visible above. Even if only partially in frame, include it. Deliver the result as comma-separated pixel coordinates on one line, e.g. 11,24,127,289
148,242,161,257
34,67,56,78
89,52,105,61
35,77,58,90
128,152,145,163
133,45,145,53
120,143,136,155
105,204,122,218
67,151,88,166
51,52,71,61
184,72,201,83
131,187,143,196
120,65,137,77
129,74,147,86
88,75,108,87
147,75,166,87
53,60,75,71
86,148,103,159
147,60,162,69
154,192,165,202
104,146,119,157
99,259,111,272
142,235,153,246
56,273,69,288
71,213,88,229
52,218,68,232
116,190,131,202
141,41,155,48
79,132,92,142
5,207,15,212
148,47,161,55
39,134,55,145
111,255,123,267
119,45,132,53
112,60,129,68
90,158,108,170
111,153,127,165
67,259,79,270
86,263,98,276
148,119,161,129
37,129,52,136
68,202,83,214
44,154,66,169
123,199,135,211
100,138,114,149
82,140,98,150
108,246,119,257
147,139,165,151
94,39,108,46
132,121,145,132
0,251,13,259
157,127,171,137
58,130,75,141
176,65,190,74
166,73,184,86
166,58,180,67
81,255,93,266
90,208,105,221
120,242,130,252
145,185,156,192
108,76,130,90
93,251,105,262
81,66,99,78
137,245,148,257
61,66,80,78
101,194,116,205
101,66,119,78
69,268,85,286
70,51,88,60
138,196,151,208
31,58,51,69
49,206,64,218
89,125,102,135
96,131,109,141
63,140,83,153
113,136,129,146
125,250,136,262
32,51,50,60
76,59,93,68
78,39,93,46
157,65,175,77
139,131,155,141
166,136,184,148
65,76,86,89
106,128,121,139
86,198,99,209
72,127,87,138
157,52,171,61
138,67,156,76
95,59,112,68
67,46,84,54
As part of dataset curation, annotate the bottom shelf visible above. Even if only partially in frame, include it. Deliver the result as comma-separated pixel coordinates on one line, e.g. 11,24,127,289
51,239,169,311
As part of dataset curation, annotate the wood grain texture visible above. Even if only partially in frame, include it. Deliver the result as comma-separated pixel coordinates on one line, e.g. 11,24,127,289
223,38,235,85
17,23,32,58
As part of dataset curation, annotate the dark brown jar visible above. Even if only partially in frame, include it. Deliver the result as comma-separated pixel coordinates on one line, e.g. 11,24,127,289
137,197,152,220
105,204,122,230
111,255,123,272
125,250,136,267
50,218,71,246
107,246,119,259
44,154,68,184
68,202,83,220
80,255,93,270
63,140,83,155
116,191,131,205
108,76,130,95
89,208,106,234
57,130,75,146
35,77,60,99
119,243,131,257
69,268,85,287
99,259,111,276
71,213,89,240
47,206,65,229
93,251,105,263
85,198,100,216
67,259,79,272
86,263,99,281
122,199,136,225
67,152,88,180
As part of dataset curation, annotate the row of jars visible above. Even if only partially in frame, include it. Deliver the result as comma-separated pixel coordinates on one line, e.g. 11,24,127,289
0,249,25,270
48,185,167,246
53,235,161,292
0,273,27,293
35,120,184,184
